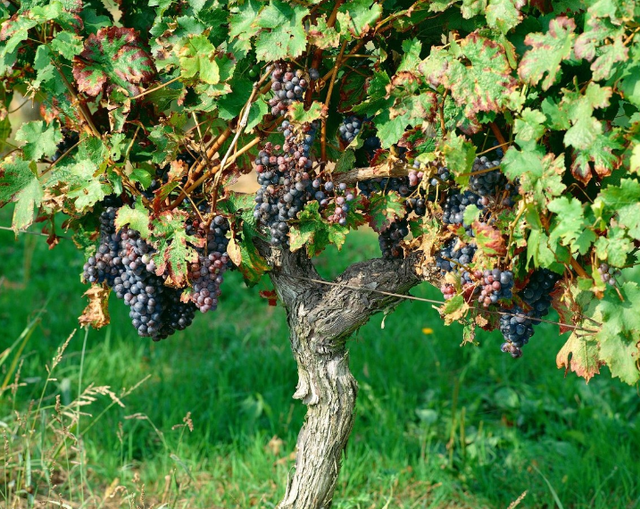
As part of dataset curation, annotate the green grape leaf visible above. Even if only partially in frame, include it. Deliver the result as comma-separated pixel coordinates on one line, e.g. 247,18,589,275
502,148,566,205
367,192,406,232
337,0,382,38
287,101,326,124
519,16,577,90
594,227,633,268
548,197,596,255
0,157,43,232
115,198,151,239
177,34,219,84
50,30,84,60
440,294,469,325
289,201,348,257
220,192,270,285
66,160,111,212
72,27,156,97
440,133,476,188
597,179,640,240
15,121,62,161
593,282,640,384
151,210,200,288
229,0,263,51
513,107,546,149
254,0,309,62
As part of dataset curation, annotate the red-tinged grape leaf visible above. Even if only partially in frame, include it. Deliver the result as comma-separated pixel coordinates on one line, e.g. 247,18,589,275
289,201,348,257
473,220,507,256
259,289,278,306
367,192,406,232
556,331,603,383
307,16,340,49
15,121,62,161
72,27,156,97
485,0,526,33
254,0,309,62
440,294,469,325
78,284,110,329
0,157,43,233
519,16,577,91
151,210,200,288
115,198,151,239
337,0,382,38
551,281,580,334
570,130,622,185
419,33,517,123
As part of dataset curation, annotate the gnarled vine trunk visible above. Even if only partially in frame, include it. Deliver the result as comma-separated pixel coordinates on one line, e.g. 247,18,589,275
259,242,438,508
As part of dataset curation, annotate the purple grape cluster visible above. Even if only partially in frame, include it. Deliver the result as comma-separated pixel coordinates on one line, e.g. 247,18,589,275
83,207,196,340
499,269,560,357
339,116,362,144
477,268,514,308
598,263,621,286
254,118,356,245
378,219,409,259
268,65,308,116
187,215,233,313
469,156,505,197
436,238,477,273
441,190,484,225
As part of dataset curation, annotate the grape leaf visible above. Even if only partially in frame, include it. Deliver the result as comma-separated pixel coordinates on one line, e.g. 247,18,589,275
440,133,476,188
115,198,151,239
337,0,382,38
79,284,111,329
367,192,406,232
548,197,596,255
151,210,200,287
485,0,525,34
473,221,507,256
594,227,633,268
0,157,43,232
254,0,309,62
289,201,348,257
221,193,270,286
556,330,603,383
177,34,219,84
519,16,577,91
597,179,640,240
15,121,62,161
72,27,156,97
502,148,566,205
592,282,640,384
308,16,340,49
419,33,517,123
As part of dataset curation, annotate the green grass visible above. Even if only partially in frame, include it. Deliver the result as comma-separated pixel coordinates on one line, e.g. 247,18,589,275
1,212,640,509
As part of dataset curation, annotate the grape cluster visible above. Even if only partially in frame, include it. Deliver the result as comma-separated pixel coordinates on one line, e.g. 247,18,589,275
52,129,79,162
358,172,429,259
442,190,483,225
187,215,233,313
499,269,560,357
468,156,505,197
268,65,308,116
339,116,362,144
83,207,196,340
476,268,514,308
436,238,477,273
254,114,356,245
598,263,622,286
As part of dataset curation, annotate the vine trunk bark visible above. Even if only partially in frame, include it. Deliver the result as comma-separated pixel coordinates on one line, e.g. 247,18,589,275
257,242,439,509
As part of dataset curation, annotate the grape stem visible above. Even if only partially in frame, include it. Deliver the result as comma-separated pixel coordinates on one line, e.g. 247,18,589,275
489,122,508,147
